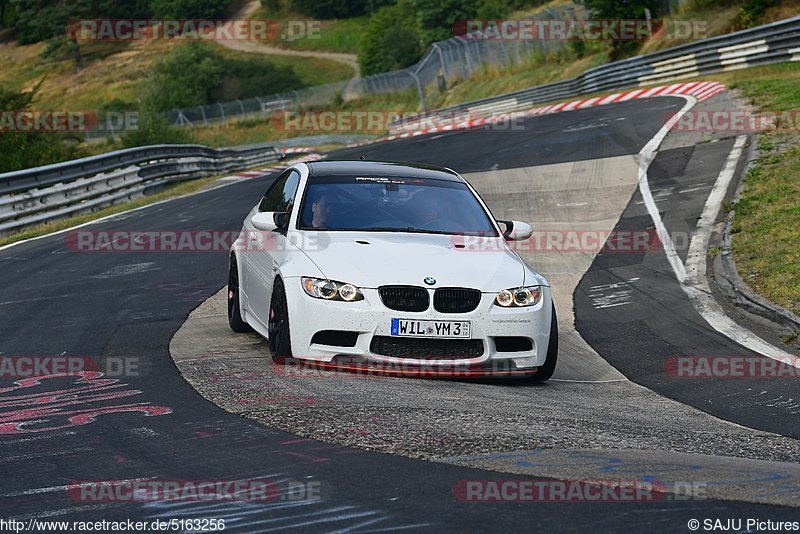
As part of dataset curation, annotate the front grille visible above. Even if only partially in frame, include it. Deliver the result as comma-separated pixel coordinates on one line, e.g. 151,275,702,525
370,336,484,360
379,286,429,312
433,288,482,313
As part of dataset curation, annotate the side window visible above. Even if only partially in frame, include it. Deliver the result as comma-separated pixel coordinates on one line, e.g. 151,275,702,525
259,170,300,213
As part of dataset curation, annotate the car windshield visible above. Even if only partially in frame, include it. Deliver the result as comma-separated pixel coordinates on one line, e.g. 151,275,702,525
298,175,498,236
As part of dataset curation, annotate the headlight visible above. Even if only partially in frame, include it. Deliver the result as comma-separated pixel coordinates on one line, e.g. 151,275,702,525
301,277,364,302
494,285,542,307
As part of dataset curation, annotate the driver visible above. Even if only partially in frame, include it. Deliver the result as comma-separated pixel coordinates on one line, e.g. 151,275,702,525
310,192,337,228
413,194,440,227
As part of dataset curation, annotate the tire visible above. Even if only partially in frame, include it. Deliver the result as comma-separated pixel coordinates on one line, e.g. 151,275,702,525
268,278,292,364
228,255,253,333
530,303,558,382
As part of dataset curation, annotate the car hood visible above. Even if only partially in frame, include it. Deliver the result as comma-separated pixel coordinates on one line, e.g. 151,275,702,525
296,231,534,292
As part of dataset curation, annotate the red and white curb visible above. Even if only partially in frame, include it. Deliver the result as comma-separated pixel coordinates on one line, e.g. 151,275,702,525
281,147,318,155
350,81,728,146
224,81,729,167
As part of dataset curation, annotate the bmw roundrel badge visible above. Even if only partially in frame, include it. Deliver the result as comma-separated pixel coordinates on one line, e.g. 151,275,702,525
424,277,436,286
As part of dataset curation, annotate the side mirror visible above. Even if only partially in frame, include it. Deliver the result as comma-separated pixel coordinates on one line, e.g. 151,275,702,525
252,212,282,232
499,220,533,241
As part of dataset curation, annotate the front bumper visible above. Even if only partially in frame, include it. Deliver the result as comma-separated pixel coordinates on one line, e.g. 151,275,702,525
283,280,553,376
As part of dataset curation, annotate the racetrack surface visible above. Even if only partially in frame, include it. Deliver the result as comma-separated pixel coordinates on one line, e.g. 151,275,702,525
2,94,799,530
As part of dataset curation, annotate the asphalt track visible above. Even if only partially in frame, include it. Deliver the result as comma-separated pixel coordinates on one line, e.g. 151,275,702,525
1,95,799,531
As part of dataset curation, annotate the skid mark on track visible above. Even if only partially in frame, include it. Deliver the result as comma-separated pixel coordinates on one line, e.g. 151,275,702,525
143,499,429,533
588,278,640,309
0,372,171,435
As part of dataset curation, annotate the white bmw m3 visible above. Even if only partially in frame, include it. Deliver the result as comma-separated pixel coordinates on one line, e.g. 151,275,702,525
228,161,558,380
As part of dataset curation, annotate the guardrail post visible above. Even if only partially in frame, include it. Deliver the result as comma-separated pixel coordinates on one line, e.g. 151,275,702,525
433,43,448,80
409,71,426,113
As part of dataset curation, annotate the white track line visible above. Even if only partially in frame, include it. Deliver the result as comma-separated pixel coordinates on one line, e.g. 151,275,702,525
683,135,799,365
636,98,693,281
638,99,797,366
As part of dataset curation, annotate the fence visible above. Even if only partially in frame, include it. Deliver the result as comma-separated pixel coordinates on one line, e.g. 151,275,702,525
163,9,800,130
0,144,281,236
164,4,585,127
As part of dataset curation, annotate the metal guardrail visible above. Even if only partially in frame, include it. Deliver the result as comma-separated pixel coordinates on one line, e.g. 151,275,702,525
391,15,800,127
0,144,281,236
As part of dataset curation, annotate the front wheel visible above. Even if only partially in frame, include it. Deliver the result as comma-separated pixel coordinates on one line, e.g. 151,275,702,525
530,303,558,382
228,255,253,333
268,279,292,363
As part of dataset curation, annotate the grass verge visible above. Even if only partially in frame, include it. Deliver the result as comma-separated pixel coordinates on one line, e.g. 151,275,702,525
715,63,800,317
249,7,367,54
0,39,352,112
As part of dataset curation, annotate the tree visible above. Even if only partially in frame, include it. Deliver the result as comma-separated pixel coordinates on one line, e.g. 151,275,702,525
0,83,85,173
120,112,193,148
287,0,394,18
12,0,149,43
359,0,422,75
411,0,502,47
148,42,305,112
582,0,663,59
149,0,232,19
12,0,150,69
149,42,224,112
208,54,303,102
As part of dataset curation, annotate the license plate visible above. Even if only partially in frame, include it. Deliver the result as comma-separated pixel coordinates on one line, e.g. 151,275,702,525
390,319,471,339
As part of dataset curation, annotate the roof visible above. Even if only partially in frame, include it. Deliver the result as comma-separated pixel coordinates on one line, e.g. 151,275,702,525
305,161,462,182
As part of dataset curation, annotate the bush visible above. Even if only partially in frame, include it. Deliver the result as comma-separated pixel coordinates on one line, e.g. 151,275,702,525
120,113,194,148
209,53,303,102
11,0,150,44
150,42,304,112
9,0,228,44
732,0,776,29
583,0,661,59
150,42,225,111
286,0,394,18
0,84,86,173
359,0,422,75
413,0,502,47
149,0,233,19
